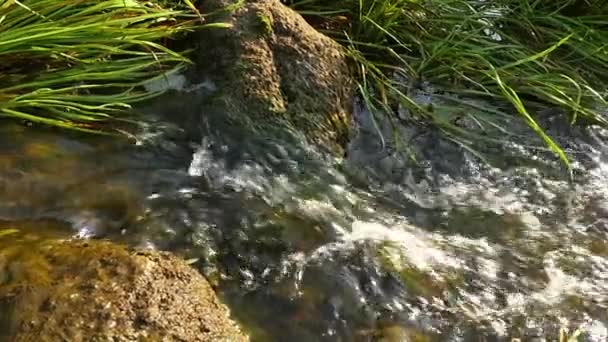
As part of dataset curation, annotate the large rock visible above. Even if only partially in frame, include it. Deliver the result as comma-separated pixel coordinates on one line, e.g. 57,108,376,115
194,0,354,152
0,238,248,341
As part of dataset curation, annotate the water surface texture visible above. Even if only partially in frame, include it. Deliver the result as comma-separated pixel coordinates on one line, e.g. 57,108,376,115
0,88,607,341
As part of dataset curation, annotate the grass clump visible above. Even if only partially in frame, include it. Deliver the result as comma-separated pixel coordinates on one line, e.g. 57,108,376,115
0,0,225,134
284,0,608,167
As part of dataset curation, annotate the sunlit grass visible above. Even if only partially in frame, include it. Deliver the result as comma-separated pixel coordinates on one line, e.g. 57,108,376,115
0,0,227,134
285,0,608,167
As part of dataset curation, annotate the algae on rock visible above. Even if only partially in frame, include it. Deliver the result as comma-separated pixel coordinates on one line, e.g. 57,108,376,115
194,0,355,153
0,238,248,341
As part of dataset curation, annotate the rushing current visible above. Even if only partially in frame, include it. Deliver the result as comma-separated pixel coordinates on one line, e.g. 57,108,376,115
0,78,607,341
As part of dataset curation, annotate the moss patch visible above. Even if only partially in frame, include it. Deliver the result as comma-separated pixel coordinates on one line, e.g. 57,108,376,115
257,12,274,35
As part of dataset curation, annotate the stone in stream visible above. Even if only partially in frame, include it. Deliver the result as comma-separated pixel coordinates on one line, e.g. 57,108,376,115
192,0,355,154
0,238,248,341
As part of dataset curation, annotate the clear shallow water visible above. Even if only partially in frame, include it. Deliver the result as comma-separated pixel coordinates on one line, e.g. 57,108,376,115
0,89,608,341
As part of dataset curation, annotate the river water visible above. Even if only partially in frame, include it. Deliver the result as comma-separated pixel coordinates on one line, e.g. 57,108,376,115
0,83,607,341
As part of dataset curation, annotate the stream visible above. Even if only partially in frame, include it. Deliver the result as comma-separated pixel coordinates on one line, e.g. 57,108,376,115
0,83,607,341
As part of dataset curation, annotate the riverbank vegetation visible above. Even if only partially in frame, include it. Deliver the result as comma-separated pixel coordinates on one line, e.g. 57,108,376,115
1,0,607,166
285,0,608,166
0,0,221,133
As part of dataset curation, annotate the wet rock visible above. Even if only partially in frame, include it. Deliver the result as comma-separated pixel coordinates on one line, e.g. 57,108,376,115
371,325,433,342
194,0,354,153
0,239,248,341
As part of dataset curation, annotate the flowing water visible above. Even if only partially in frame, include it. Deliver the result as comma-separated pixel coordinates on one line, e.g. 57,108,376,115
1,83,608,341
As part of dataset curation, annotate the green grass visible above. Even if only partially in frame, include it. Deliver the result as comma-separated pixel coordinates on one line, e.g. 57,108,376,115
284,0,608,167
2,0,606,167
0,0,227,134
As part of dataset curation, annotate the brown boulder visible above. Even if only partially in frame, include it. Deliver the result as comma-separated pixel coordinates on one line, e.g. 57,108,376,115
195,0,354,152
0,238,248,341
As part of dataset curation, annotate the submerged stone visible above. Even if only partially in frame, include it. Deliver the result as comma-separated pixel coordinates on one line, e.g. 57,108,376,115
0,238,248,341
194,0,354,153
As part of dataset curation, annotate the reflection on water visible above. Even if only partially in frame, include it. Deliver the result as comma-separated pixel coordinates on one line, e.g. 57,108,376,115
0,92,607,341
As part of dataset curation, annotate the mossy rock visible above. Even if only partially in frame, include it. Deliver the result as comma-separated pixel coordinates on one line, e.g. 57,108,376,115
0,239,248,341
194,0,355,153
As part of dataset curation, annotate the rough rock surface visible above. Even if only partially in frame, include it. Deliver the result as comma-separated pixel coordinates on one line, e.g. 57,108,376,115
195,0,354,152
0,238,248,342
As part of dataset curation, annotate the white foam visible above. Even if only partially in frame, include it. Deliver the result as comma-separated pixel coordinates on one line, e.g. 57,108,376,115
345,220,462,271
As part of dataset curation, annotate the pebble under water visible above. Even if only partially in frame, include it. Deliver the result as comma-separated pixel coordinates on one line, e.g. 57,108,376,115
0,88,608,341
